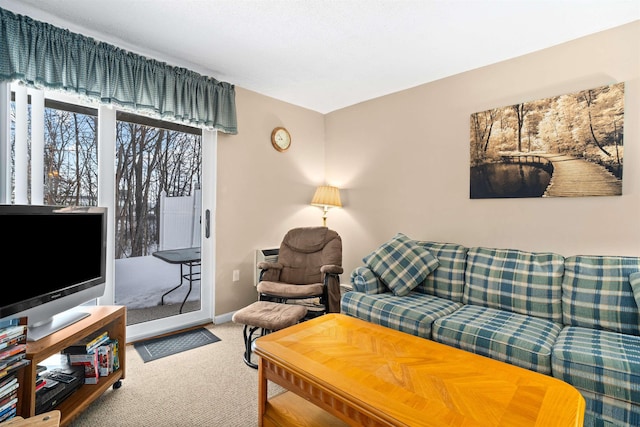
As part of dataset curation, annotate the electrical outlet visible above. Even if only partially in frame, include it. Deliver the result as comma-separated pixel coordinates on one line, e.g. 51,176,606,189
233,270,240,282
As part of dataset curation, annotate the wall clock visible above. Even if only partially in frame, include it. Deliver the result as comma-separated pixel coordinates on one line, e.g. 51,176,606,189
271,127,291,152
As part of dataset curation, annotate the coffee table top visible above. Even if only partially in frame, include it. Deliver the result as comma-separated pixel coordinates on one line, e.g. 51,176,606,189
254,313,585,427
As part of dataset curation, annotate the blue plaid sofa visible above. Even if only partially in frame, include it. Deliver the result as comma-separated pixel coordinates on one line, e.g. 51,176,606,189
341,234,640,426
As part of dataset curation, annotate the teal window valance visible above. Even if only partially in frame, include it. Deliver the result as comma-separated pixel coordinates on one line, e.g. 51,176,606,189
0,7,237,134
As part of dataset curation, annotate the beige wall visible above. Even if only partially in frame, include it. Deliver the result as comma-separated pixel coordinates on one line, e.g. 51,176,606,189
215,88,326,316
324,21,640,279
215,22,639,319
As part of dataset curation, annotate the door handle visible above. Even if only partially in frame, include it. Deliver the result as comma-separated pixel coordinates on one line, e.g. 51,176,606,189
205,209,210,238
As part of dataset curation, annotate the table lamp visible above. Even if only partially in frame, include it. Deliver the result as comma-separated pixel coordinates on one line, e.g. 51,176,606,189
310,185,342,226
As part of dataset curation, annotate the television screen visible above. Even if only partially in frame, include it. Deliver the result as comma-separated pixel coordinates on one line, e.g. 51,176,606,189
0,205,107,340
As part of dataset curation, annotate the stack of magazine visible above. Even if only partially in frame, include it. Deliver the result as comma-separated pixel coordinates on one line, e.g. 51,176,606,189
0,317,30,422
35,329,120,414
62,331,120,385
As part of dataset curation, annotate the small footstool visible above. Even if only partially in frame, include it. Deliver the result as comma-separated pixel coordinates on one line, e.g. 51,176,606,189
232,301,307,369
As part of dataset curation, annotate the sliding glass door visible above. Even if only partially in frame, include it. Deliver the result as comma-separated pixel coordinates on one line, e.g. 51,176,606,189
113,114,203,325
2,83,215,342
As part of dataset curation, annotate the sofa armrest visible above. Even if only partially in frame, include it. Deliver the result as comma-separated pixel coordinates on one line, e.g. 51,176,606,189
350,266,387,294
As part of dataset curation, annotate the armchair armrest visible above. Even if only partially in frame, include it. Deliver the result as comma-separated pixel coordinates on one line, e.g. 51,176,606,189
257,261,283,270
257,261,283,282
350,266,387,294
320,264,343,314
321,264,344,275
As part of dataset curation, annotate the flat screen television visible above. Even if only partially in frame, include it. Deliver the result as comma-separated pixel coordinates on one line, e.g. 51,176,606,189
0,204,107,341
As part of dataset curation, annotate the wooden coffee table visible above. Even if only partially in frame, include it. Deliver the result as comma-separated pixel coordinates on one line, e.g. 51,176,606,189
254,313,585,427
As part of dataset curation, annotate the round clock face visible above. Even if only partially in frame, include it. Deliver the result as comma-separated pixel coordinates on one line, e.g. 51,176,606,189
271,127,291,152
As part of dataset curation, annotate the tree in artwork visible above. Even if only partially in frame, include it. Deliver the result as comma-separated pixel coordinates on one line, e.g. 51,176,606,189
469,82,624,198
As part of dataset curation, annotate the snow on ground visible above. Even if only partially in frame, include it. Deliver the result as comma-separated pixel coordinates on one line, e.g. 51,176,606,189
114,255,201,309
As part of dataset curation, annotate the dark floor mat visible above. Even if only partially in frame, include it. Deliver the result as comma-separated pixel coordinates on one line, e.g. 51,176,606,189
134,328,220,362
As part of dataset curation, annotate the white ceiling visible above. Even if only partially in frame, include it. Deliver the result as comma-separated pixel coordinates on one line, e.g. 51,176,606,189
2,0,639,113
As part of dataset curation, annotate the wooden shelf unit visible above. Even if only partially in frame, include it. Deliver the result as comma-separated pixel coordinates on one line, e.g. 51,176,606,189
20,306,126,427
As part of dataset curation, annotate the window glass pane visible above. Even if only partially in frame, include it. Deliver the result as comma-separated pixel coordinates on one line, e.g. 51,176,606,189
8,92,99,206
114,120,202,259
44,105,98,206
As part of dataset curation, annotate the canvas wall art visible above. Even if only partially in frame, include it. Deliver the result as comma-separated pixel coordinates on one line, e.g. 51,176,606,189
470,82,624,199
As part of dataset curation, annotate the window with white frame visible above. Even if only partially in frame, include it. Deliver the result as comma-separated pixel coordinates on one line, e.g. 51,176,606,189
3,83,202,260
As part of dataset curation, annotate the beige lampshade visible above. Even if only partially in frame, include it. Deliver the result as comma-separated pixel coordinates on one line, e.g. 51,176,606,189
311,185,342,208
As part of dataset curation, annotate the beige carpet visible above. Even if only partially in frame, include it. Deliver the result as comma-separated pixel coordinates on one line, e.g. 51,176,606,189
68,321,285,427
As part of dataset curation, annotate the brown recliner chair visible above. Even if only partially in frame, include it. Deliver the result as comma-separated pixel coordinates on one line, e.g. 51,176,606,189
256,226,343,315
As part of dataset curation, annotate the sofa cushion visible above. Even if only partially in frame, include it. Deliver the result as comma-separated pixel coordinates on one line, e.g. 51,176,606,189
552,326,640,421
579,389,640,427
341,290,462,339
629,272,640,309
363,233,439,296
464,246,564,322
562,255,640,335
413,241,467,303
432,305,562,374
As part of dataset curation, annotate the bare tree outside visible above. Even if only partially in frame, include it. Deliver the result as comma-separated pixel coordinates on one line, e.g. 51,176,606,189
470,82,624,199
43,106,98,206
115,119,201,259
35,102,202,260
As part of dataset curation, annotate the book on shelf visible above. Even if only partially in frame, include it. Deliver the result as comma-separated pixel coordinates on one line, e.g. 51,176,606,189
33,363,45,392
63,331,109,354
0,389,17,409
0,333,26,352
0,318,28,422
0,399,17,419
0,396,17,416
0,358,30,380
0,404,16,422
0,375,17,392
35,377,51,397
68,352,99,384
0,393,17,422
97,345,110,376
0,318,20,330
0,343,26,360
108,339,120,372
0,377,18,400
0,325,27,344
0,374,16,387
0,352,26,371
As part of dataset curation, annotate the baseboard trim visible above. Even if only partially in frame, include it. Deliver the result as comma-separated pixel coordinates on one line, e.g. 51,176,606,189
215,311,234,324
